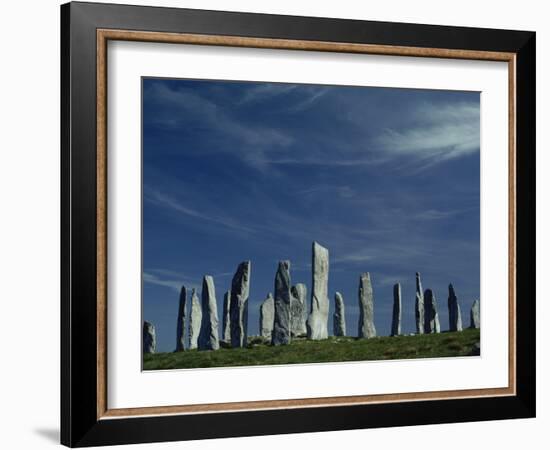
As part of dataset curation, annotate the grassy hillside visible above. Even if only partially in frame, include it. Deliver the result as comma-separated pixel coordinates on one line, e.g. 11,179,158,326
143,328,480,370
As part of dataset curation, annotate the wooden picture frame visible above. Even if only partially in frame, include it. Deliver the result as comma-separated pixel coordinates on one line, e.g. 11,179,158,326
61,1,535,447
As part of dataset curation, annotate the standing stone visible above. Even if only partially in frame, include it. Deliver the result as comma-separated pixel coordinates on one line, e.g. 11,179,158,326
415,272,425,334
230,261,251,348
222,290,231,342
290,284,307,337
307,242,330,340
358,273,377,338
188,288,202,349
448,284,463,332
292,283,308,335
175,286,187,351
333,292,346,336
259,293,275,340
470,299,480,329
272,261,292,346
391,283,402,336
143,321,156,354
424,289,441,334
198,276,219,350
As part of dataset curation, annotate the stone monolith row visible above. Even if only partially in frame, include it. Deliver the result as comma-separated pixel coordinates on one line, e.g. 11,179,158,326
272,261,292,346
230,261,251,348
470,299,480,329
424,288,441,333
415,272,425,334
448,284,463,332
358,272,377,338
188,288,202,349
391,283,402,336
333,292,346,336
222,290,231,342
259,293,275,339
143,321,156,354
176,286,187,351
198,276,219,350
307,242,330,340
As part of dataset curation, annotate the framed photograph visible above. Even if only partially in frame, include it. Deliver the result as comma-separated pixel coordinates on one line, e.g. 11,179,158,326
61,1,535,447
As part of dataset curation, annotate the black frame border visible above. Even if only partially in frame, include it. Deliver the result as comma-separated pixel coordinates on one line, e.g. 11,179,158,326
61,2,535,447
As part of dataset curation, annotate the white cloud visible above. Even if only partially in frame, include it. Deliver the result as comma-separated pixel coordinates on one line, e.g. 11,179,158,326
374,101,480,162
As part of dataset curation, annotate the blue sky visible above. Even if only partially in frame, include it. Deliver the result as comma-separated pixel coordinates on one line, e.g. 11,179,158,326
142,78,480,353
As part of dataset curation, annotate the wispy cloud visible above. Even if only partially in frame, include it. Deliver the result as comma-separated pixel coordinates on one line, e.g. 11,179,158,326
373,101,480,164
238,84,297,105
238,83,328,113
145,82,293,171
144,268,234,293
144,187,257,235
143,272,186,292
287,87,328,112
297,185,356,199
374,274,409,287
146,81,478,174
412,208,473,221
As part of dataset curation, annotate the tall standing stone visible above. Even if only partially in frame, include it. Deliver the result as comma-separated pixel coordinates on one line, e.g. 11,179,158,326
290,284,307,337
424,289,441,333
358,273,377,338
259,293,275,339
175,286,187,351
143,321,156,354
198,276,219,350
333,292,346,336
222,290,231,342
448,284,463,332
230,261,251,348
470,299,480,329
415,272,425,334
272,261,292,346
292,283,308,335
391,283,402,336
188,288,202,349
307,242,330,340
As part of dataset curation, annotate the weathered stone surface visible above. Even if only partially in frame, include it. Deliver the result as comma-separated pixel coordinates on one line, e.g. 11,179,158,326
259,293,275,339
143,321,156,354
470,299,480,329
198,276,220,350
333,292,346,336
358,273,377,338
272,261,292,345
307,242,330,340
230,261,251,348
175,286,187,351
391,283,402,336
415,272,425,334
290,284,307,337
188,288,202,349
293,283,308,333
447,284,463,332
222,290,231,342
424,289,441,333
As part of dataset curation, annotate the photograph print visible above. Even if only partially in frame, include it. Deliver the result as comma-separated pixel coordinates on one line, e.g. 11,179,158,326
142,77,481,370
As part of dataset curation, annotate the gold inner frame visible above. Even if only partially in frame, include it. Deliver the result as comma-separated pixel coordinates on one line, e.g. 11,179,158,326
96,29,517,420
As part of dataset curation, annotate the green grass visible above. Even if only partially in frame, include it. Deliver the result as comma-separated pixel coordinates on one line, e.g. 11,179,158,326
143,328,480,370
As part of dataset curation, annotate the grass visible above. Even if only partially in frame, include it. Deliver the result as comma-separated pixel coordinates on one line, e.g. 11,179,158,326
143,328,480,370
